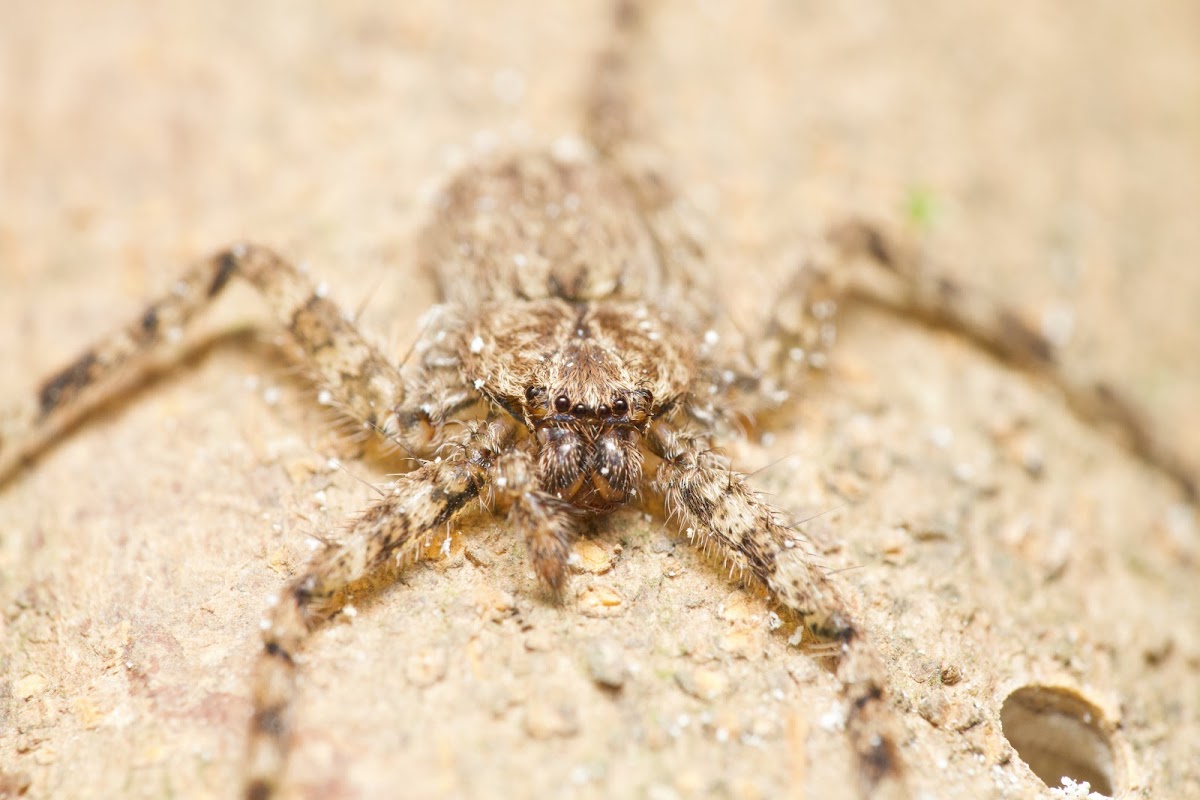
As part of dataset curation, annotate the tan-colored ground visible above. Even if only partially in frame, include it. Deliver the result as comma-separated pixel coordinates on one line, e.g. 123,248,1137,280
2,1,1198,798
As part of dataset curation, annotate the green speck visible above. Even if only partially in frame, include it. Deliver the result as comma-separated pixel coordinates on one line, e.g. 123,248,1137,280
905,185,939,229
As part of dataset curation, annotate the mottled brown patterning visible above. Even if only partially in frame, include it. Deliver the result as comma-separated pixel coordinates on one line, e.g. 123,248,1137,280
1,2,1196,800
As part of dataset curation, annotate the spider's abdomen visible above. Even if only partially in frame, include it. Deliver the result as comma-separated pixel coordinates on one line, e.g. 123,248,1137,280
420,149,665,307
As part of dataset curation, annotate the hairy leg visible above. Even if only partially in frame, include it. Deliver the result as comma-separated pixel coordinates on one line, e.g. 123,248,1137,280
649,421,908,798
829,218,1198,501
492,446,581,593
246,419,513,800
715,217,1196,500
0,244,470,482
583,0,646,160
746,256,848,409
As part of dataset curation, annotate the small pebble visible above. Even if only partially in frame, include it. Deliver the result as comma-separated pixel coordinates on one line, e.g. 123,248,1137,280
718,628,764,660
524,699,579,739
464,542,494,567
585,639,628,689
573,540,613,574
524,630,553,652
577,584,624,618
675,667,730,701
717,591,758,623
823,468,866,502
405,647,447,687
940,663,963,685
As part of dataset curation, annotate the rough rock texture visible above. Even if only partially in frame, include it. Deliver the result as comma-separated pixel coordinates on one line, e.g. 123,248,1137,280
1,1,1198,798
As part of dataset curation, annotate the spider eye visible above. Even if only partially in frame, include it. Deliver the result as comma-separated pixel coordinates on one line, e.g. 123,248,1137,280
554,394,571,413
525,386,542,402
596,403,611,418
612,397,628,415
573,402,589,416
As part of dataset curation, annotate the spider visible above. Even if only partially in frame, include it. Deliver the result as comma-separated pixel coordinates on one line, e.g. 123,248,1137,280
2,2,1194,799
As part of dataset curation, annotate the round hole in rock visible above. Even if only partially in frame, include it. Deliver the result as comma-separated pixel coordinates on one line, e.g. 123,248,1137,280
1000,685,1120,796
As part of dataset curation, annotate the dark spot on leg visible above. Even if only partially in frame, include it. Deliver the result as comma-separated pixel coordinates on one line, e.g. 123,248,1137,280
1090,381,1153,450
679,485,715,521
1093,381,1140,426
244,779,272,800
531,541,570,595
935,276,961,301
998,310,1055,366
396,409,428,429
38,350,98,417
291,582,312,608
432,486,475,527
614,0,640,31
264,641,294,665
140,305,159,337
862,226,894,268
253,704,286,737
210,250,238,297
739,539,777,588
848,682,902,786
862,735,902,785
289,296,336,350
804,612,857,643
853,683,885,710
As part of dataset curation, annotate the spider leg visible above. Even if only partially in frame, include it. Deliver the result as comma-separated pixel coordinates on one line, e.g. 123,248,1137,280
245,418,514,800
584,0,646,160
493,447,581,593
744,254,849,411
649,421,908,798
828,218,1198,501
716,217,1196,501
0,244,469,482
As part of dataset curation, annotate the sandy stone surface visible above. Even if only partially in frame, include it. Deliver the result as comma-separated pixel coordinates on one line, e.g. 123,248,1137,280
1,1,1198,798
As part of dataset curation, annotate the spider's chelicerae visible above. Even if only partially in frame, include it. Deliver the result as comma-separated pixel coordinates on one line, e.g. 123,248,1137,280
2,3,1195,799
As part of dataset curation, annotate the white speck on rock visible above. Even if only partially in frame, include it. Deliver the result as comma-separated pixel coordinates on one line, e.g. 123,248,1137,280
819,704,846,732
